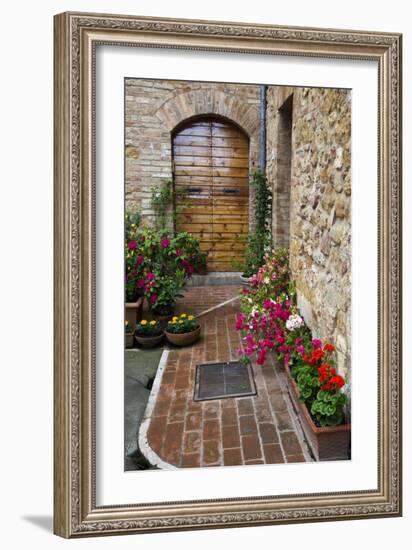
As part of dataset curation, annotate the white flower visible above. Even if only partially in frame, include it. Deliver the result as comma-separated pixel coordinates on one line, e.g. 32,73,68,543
263,277,270,285
286,314,304,331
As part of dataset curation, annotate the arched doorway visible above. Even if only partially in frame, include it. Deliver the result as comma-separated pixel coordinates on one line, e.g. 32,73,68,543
172,116,250,272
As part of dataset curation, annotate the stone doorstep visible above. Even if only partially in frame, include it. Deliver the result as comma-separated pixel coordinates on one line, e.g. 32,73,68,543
186,272,243,287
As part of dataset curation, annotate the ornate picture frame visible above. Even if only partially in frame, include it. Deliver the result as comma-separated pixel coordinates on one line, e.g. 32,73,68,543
53,11,402,538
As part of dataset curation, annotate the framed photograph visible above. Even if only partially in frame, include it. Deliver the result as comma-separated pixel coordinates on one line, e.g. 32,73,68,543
53,11,402,538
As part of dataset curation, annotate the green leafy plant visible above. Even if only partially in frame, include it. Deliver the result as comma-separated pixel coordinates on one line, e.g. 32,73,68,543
150,179,190,230
173,232,206,272
241,169,272,277
166,313,199,334
148,271,186,316
135,319,162,337
124,220,203,308
311,390,348,427
125,210,142,238
294,364,319,402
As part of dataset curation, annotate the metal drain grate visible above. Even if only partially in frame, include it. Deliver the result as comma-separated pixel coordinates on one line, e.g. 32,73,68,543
194,361,257,401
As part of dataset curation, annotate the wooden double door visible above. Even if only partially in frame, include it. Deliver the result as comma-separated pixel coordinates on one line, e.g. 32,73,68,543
173,116,249,272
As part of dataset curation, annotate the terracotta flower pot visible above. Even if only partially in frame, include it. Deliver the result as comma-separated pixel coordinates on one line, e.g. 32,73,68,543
125,296,144,327
134,332,164,348
165,325,201,347
125,332,134,349
284,363,351,461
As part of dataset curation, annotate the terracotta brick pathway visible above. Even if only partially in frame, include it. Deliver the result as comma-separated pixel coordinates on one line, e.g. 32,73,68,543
175,285,240,317
145,288,309,468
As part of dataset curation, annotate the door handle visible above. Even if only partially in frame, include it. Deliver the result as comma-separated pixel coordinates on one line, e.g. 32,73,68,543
223,188,240,194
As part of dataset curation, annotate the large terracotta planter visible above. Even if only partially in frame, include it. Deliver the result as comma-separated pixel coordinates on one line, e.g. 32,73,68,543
284,363,351,461
125,296,143,327
165,326,201,347
134,332,164,348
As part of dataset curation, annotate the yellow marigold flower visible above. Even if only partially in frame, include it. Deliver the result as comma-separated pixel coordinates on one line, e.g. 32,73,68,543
140,320,148,325
188,315,194,321
180,313,187,318
172,316,178,322
149,320,156,326
125,320,129,326
179,320,184,324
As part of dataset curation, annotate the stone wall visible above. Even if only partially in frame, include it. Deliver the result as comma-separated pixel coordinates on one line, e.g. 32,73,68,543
125,78,261,225
266,87,294,247
266,86,351,383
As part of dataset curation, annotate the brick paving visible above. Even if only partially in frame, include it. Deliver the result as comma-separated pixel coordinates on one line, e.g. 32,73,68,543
175,285,240,317
145,287,309,468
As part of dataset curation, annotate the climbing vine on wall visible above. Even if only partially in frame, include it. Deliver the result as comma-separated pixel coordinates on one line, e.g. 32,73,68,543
242,169,272,277
150,179,190,230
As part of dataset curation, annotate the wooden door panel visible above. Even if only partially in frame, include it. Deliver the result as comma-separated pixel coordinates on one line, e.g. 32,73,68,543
173,155,213,166
174,117,249,272
173,145,212,157
209,146,248,158
212,176,249,185
212,137,248,147
212,157,249,168
173,135,212,146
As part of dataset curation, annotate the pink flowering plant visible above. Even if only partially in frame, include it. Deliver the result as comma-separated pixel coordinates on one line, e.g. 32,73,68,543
240,247,292,316
235,248,348,427
125,214,203,313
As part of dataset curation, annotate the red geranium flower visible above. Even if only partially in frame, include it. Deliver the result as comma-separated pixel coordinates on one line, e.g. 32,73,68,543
324,343,335,352
330,375,345,389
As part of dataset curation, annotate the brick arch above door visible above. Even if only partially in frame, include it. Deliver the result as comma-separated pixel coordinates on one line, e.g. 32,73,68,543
154,86,261,239
154,88,260,138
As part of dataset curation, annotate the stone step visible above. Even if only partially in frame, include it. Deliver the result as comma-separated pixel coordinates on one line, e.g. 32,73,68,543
187,272,242,287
